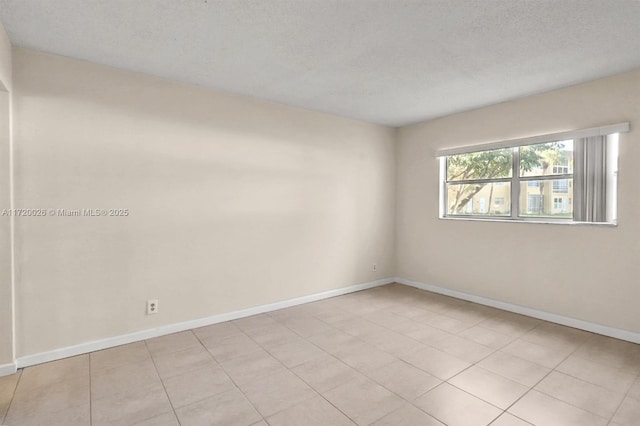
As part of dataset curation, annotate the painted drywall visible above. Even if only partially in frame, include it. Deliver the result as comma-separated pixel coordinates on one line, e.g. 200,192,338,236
12,48,396,357
0,21,12,367
396,69,640,333
0,22,11,91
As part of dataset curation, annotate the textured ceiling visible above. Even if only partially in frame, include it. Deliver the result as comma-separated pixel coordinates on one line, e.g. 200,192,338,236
1,0,640,126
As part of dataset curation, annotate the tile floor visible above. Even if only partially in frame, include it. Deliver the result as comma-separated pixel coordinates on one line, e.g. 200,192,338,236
1,283,639,425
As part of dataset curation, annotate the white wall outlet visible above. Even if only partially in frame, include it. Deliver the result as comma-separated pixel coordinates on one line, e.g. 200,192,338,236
147,299,158,315
372,263,377,271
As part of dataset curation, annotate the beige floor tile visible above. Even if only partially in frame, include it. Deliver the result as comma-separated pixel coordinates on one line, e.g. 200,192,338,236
490,412,533,425
401,322,452,345
332,316,387,338
335,341,396,374
400,345,471,380
535,371,626,419
91,381,173,426
611,395,640,426
361,310,413,330
307,329,362,355
192,321,242,341
267,305,310,322
323,376,404,425
91,341,150,371
311,307,358,324
389,303,434,320
233,313,279,332
521,322,591,349
502,338,572,369
132,411,180,426
429,334,495,363
370,402,444,425
239,369,317,417
367,359,441,400
163,364,236,408
423,313,470,333
508,390,607,426
281,316,334,337
91,358,161,399
152,344,216,379
244,324,300,349
0,371,20,421
414,383,501,426
556,354,637,393
204,332,263,362
449,365,529,409
477,351,551,387
434,302,492,325
267,338,327,368
266,395,355,426
4,401,90,426
627,377,640,401
360,329,426,357
458,325,515,349
9,373,89,418
574,335,640,372
479,313,541,337
220,349,286,385
18,354,89,391
292,354,363,393
175,388,261,426
146,331,201,356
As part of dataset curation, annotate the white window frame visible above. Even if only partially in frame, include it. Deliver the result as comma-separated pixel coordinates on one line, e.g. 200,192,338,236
437,122,629,225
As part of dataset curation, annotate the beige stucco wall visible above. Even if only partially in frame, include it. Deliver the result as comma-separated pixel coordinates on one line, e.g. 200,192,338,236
12,48,396,357
396,69,640,333
0,22,13,367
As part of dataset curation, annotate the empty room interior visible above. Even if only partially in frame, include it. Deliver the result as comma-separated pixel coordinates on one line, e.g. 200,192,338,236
1,1,640,425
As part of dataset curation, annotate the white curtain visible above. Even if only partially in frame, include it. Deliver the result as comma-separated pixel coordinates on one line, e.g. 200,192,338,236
573,135,607,222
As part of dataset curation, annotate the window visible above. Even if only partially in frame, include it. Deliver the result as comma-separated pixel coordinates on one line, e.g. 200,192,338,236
553,197,570,212
526,195,542,214
438,123,627,223
552,179,569,193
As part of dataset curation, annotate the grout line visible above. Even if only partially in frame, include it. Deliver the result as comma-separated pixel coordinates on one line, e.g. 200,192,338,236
249,290,487,425
496,334,598,422
142,339,182,426
239,318,356,424
192,328,268,425
607,366,640,424
1,369,22,425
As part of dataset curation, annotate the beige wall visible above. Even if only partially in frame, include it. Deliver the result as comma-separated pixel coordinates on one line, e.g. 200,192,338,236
0,23,11,91
0,22,13,366
396,69,640,333
12,48,396,357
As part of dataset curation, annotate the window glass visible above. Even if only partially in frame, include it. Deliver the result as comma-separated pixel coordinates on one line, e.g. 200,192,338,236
520,140,573,177
447,182,511,216
519,179,573,218
447,148,512,181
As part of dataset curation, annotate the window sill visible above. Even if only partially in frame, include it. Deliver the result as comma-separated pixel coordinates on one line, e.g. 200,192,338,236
439,216,617,226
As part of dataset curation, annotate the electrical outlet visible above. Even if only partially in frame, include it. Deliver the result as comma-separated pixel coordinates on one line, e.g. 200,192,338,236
372,263,377,271
147,299,158,315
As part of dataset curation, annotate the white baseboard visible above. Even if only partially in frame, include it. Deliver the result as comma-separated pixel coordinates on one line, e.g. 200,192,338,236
395,277,640,344
16,277,394,369
0,362,17,377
